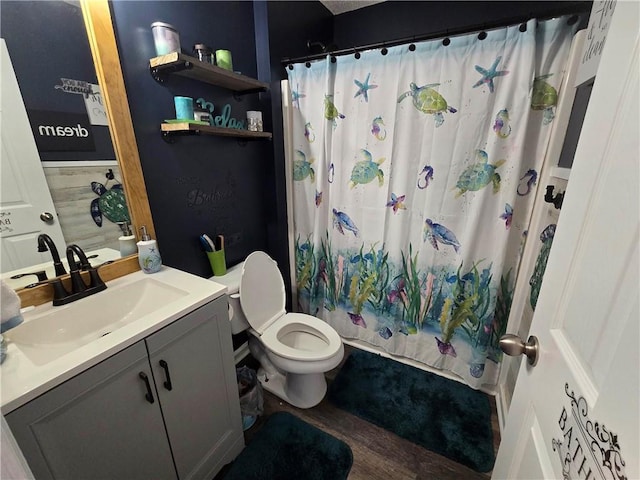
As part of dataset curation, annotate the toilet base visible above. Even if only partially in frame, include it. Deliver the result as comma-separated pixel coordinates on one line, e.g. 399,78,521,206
257,368,327,409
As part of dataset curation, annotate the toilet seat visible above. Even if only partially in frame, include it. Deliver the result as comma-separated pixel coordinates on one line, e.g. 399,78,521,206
261,313,342,362
240,251,342,362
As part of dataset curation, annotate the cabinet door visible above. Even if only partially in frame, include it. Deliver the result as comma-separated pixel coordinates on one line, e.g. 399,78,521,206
6,341,177,480
146,297,244,480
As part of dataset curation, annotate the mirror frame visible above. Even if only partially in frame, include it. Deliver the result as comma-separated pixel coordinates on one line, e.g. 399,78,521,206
18,0,155,307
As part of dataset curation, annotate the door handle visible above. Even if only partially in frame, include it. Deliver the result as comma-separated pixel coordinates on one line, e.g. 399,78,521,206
138,372,155,403
40,212,54,223
499,334,539,366
159,360,173,391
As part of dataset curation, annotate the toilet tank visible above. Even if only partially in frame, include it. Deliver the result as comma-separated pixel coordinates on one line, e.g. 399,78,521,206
210,262,250,334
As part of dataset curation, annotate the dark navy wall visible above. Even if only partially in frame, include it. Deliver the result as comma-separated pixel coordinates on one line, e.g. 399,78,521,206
332,1,592,48
1,1,115,161
110,1,271,278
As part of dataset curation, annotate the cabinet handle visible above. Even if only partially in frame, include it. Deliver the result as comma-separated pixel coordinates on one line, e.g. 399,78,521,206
159,360,173,391
138,372,155,403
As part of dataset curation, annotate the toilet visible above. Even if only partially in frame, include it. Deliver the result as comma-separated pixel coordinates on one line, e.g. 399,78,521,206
215,251,344,409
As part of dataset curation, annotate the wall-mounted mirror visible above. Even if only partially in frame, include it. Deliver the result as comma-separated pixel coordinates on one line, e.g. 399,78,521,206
1,1,124,289
1,0,154,299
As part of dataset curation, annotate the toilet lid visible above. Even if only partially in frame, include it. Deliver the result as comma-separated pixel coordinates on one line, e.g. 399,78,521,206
240,251,286,334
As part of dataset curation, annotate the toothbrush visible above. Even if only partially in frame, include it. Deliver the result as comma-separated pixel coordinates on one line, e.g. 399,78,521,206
199,234,215,252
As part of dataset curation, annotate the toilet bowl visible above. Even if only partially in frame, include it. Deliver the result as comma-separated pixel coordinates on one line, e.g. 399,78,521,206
217,251,344,409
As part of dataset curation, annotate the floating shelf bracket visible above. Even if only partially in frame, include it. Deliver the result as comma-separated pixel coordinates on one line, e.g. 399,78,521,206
150,61,193,83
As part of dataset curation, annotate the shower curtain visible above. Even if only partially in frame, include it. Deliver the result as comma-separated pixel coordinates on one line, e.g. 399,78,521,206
286,17,577,389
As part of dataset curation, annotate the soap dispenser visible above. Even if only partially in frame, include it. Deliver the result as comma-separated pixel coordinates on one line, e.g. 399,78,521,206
137,226,162,274
117,222,137,257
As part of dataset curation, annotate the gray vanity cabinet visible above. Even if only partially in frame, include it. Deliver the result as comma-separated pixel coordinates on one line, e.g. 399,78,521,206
6,296,244,480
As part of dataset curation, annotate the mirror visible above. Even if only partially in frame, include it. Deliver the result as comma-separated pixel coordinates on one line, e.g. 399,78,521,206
1,1,127,289
2,0,154,303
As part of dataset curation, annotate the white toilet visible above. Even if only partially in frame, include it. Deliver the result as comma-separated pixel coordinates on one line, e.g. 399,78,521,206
216,251,344,409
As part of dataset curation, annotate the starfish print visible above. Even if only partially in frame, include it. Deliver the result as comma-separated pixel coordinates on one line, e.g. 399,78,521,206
291,83,305,108
354,73,378,102
472,56,509,93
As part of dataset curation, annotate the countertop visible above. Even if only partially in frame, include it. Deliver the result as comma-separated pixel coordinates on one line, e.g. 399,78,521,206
0,267,226,414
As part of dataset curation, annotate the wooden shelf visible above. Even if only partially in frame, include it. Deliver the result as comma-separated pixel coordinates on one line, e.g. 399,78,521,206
161,122,272,140
150,52,269,94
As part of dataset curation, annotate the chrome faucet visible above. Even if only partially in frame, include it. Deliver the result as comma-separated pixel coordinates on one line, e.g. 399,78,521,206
37,234,67,276
49,244,107,306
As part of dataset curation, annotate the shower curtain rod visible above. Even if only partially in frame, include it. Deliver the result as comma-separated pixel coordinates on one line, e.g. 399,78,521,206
281,7,587,67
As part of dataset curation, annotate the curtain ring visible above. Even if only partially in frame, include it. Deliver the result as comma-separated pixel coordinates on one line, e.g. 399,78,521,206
442,37,450,46
519,22,527,32
381,44,388,55
305,61,311,68
354,48,361,59
330,55,337,63
408,43,416,51
478,31,487,40
287,64,294,70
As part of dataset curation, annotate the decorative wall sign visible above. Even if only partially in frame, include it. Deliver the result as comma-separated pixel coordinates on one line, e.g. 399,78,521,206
54,78,96,97
552,383,627,480
83,84,108,126
576,0,617,86
194,98,246,129
27,110,95,152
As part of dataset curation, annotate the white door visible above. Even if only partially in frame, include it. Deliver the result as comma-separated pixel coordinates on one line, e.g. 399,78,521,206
0,39,66,271
493,5,639,480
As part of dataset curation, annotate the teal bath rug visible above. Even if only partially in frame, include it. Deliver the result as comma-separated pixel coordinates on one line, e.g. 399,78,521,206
222,412,353,480
328,349,494,472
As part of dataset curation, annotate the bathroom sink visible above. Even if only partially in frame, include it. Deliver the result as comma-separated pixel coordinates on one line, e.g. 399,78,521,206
5,277,188,365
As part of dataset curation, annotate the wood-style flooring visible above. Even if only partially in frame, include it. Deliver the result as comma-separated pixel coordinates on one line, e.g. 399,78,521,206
222,346,501,480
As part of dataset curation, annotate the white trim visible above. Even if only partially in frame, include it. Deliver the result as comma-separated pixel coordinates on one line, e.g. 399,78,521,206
42,160,118,168
549,166,571,180
281,79,299,312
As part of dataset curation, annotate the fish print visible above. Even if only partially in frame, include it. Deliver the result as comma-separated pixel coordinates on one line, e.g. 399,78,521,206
332,208,359,236
493,109,512,138
517,169,538,196
386,193,406,214
328,163,335,183
354,73,378,102
500,203,513,229
348,312,367,328
378,327,392,339
304,122,315,143
423,218,461,253
473,56,509,93
371,116,387,140
417,165,434,189
315,190,322,207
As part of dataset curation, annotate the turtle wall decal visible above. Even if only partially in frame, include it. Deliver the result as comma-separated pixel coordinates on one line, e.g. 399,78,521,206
90,169,130,227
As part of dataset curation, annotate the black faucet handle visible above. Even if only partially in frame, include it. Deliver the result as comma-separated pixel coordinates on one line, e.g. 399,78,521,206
11,270,48,282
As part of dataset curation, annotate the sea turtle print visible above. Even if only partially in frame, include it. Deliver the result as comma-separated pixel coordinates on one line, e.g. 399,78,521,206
423,218,461,253
293,150,315,182
531,74,558,125
349,149,385,188
397,82,457,127
324,95,345,127
454,149,506,197
90,181,130,227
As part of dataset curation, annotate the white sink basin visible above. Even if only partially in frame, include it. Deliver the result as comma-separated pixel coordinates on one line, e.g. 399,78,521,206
5,277,188,365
